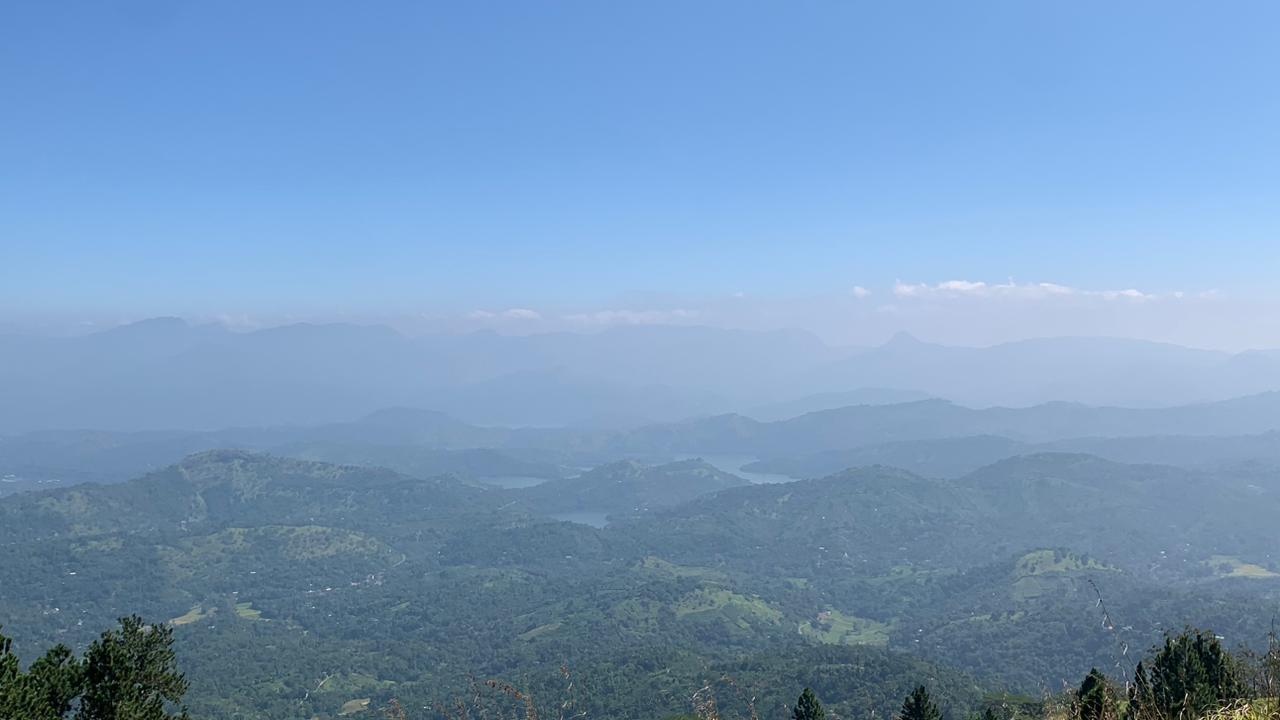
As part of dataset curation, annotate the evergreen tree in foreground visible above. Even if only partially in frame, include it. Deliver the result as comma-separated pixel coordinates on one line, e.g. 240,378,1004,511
1126,661,1150,720
1077,668,1114,720
0,629,83,720
0,616,188,720
793,687,826,720
900,685,942,720
1129,628,1244,720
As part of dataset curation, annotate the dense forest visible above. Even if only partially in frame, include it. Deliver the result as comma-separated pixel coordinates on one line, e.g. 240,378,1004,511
1,426,1278,719
4,616,1277,720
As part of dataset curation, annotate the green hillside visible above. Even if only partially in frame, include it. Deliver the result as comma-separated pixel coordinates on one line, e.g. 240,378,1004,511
1,451,1278,718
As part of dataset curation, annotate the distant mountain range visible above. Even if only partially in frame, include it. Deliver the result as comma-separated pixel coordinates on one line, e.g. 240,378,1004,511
0,319,842,431
745,431,1280,479
4,318,1280,433
809,332,1280,407
6,391,1280,492
595,392,1280,457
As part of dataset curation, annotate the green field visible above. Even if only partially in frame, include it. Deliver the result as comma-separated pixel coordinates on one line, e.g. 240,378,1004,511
799,609,892,646
1205,555,1279,579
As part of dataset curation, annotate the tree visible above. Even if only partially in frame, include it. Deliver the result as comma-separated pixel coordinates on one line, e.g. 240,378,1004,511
1077,668,1113,720
1126,662,1150,720
1129,628,1244,720
25,645,84,720
1,627,84,720
900,685,942,720
793,688,826,720
77,616,189,720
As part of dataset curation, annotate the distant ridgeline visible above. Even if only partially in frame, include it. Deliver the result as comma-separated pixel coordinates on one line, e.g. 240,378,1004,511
7,392,1280,487
6,319,1280,432
0,447,1277,718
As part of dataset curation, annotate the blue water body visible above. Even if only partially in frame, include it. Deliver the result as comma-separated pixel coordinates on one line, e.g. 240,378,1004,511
483,475,551,489
675,454,795,484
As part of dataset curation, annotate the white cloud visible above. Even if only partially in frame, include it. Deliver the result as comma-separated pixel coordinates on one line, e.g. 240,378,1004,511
893,281,926,298
1098,288,1154,301
467,308,542,321
1036,283,1075,296
937,280,987,292
851,286,872,298
894,280,1165,302
562,309,697,326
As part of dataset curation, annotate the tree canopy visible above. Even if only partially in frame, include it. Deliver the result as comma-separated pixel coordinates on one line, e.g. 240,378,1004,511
0,617,188,720
900,685,942,720
793,687,826,720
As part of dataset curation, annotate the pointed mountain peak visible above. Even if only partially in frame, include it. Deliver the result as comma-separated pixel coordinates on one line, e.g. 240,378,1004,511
882,331,926,349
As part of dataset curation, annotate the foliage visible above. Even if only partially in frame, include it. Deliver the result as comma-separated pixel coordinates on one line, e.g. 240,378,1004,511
1130,629,1246,720
1077,668,1115,720
0,617,187,720
792,688,826,720
901,685,942,720
2,452,1279,718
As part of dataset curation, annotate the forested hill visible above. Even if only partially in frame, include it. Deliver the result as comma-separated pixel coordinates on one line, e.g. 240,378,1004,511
627,453,1278,572
744,431,1280,480
1,451,1277,718
605,393,1280,457
0,450,509,545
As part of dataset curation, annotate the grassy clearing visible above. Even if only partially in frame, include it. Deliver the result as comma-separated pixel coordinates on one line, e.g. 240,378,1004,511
1011,550,1118,601
674,588,783,626
338,698,371,716
638,556,728,583
799,609,891,646
517,622,562,641
1015,549,1113,576
234,601,262,620
1206,555,1279,579
169,604,209,626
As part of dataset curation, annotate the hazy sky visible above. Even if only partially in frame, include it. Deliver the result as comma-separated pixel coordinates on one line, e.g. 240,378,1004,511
3,2,1279,347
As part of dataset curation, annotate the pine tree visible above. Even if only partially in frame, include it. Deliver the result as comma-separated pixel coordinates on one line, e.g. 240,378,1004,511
793,688,826,720
1077,668,1113,720
900,685,942,720
1,628,84,720
1127,661,1151,720
77,616,190,720
1143,628,1244,720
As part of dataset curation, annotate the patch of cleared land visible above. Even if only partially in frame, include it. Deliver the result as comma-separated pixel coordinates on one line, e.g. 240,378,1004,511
235,601,263,619
1206,555,1279,579
1015,549,1113,576
799,609,891,646
517,622,562,641
338,698,371,716
675,588,783,626
169,604,209,626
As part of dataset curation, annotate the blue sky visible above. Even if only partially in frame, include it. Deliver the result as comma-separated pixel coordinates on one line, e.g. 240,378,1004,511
2,1,1279,344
